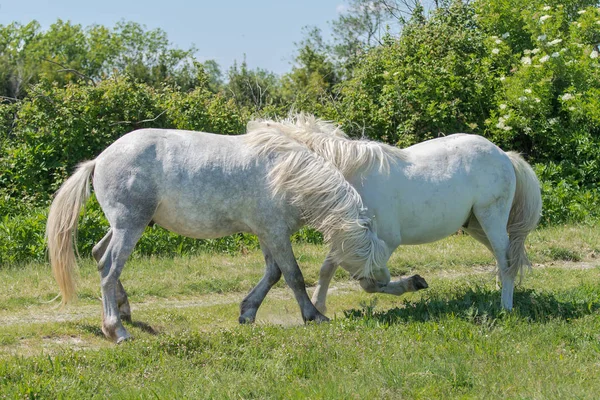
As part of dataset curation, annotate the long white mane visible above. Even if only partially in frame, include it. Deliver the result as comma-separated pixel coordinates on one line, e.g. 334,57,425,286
245,124,389,279
246,114,407,177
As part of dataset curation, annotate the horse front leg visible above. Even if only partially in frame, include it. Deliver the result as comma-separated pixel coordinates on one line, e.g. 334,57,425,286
373,275,428,295
263,236,329,323
311,252,337,314
239,239,282,323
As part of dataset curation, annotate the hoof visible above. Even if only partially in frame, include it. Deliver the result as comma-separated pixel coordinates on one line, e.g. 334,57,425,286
116,333,133,344
239,315,255,324
102,321,132,343
412,274,428,290
306,313,330,324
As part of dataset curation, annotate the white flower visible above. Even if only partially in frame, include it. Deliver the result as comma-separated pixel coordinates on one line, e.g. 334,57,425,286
561,93,574,101
524,89,532,94
591,50,599,59
500,76,506,81
532,48,541,54
578,10,586,14
495,39,503,44
500,104,507,110
540,55,550,63
543,6,551,11
596,20,600,25
522,56,532,65
537,34,547,41
503,126,512,131
503,115,510,120
549,118,558,125
502,32,510,39
569,107,575,111
535,98,541,103
519,96,528,102
540,15,552,23
548,38,563,46
552,52,560,58
492,48,500,54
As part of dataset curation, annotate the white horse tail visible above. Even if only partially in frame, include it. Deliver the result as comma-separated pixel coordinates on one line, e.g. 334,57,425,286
505,152,542,280
46,160,96,305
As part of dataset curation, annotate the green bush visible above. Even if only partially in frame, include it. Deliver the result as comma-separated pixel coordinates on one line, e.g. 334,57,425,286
486,3,600,224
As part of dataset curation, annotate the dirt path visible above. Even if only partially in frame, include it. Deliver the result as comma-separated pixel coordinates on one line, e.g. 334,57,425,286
2,260,596,328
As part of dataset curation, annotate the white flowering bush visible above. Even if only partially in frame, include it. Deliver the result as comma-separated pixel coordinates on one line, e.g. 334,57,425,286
485,3,600,223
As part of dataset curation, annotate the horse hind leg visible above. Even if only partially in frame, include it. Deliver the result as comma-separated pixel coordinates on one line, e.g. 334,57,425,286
463,214,493,254
93,230,132,323
239,239,282,323
471,203,514,310
98,226,146,343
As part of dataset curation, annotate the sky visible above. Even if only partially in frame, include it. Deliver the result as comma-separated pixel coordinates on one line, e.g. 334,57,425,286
0,0,342,76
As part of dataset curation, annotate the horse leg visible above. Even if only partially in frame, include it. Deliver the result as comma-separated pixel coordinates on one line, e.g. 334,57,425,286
311,252,337,314
263,236,329,323
376,275,428,295
98,227,145,343
463,215,493,253
93,230,131,323
472,204,513,310
239,239,282,323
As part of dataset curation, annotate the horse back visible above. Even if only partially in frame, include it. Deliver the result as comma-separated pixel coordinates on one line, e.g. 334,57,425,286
92,129,298,239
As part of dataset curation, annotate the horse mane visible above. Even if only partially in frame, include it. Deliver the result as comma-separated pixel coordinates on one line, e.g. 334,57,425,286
244,127,389,279
246,113,407,177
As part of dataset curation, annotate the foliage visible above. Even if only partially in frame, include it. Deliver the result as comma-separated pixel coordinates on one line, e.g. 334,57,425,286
334,3,503,145
0,75,246,203
483,2,600,223
1,1,600,265
0,20,201,99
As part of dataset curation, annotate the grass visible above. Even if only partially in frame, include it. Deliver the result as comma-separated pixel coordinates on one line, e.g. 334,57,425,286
0,224,599,398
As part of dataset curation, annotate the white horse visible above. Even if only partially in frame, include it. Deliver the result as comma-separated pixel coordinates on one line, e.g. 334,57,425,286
246,115,542,313
46,128,394,343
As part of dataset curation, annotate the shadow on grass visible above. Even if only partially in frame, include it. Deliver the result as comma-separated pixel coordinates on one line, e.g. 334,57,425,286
345,285,600,325
128,320,159,335
75,320,158,337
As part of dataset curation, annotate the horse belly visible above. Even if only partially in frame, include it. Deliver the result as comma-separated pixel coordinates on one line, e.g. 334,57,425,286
151,174,264,239
395,192,473,245
152,203,251,239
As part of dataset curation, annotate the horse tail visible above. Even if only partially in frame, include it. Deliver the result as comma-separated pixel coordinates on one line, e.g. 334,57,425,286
46,160,96,305
505,152,542,280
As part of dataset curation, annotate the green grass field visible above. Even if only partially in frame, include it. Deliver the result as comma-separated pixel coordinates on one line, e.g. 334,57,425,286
1,224,599,399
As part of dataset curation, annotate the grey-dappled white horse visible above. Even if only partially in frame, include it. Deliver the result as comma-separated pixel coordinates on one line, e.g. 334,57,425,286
246,115,542,314
46,127,397,343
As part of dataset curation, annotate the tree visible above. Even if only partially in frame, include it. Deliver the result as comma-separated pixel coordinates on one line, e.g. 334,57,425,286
225,58,283,111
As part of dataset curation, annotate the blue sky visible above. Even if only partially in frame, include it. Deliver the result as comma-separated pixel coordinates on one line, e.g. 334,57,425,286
0,0,342,75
